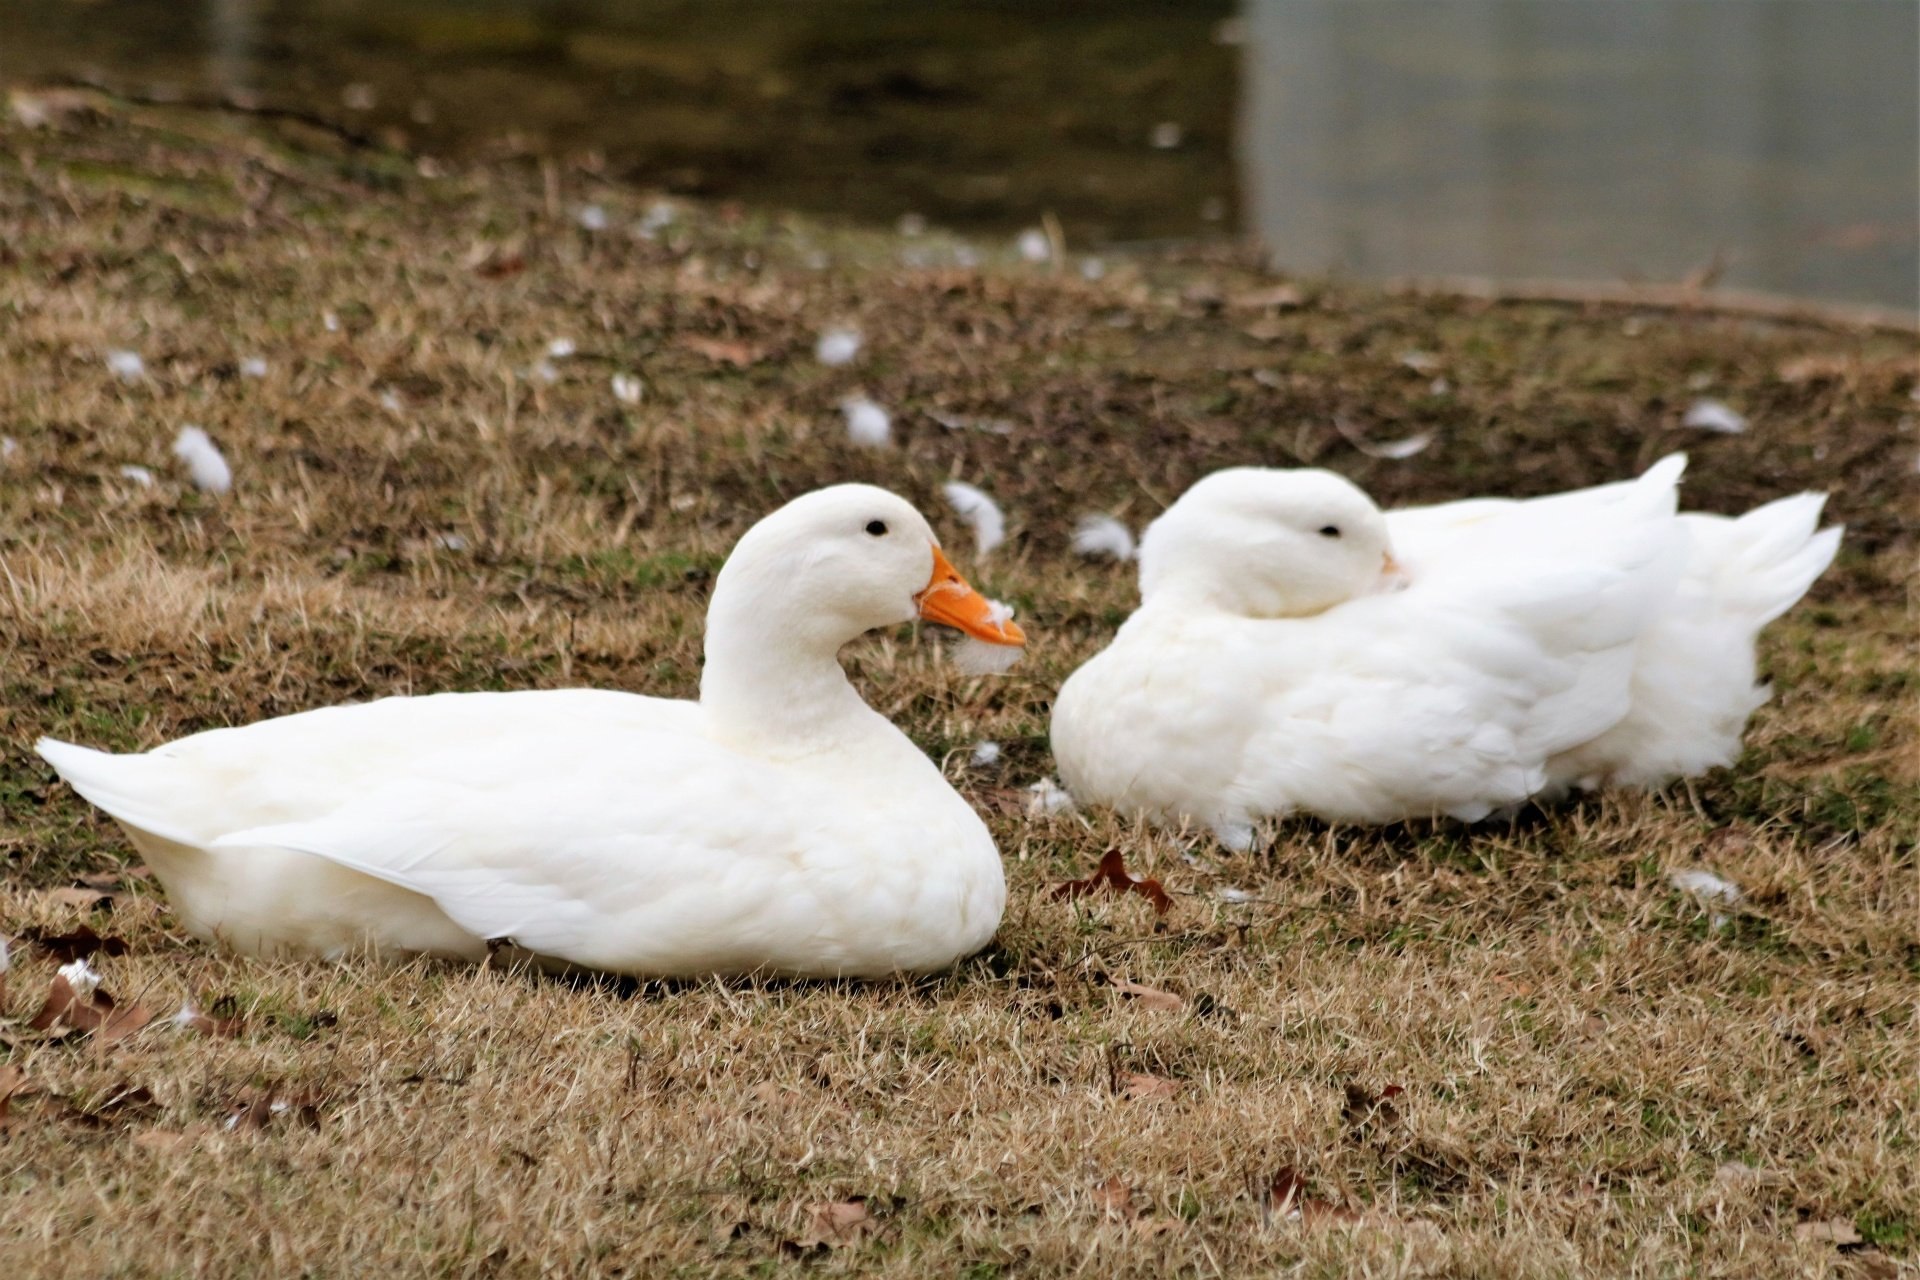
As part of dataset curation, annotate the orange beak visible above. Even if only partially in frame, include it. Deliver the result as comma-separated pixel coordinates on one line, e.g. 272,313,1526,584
915,546,1026,646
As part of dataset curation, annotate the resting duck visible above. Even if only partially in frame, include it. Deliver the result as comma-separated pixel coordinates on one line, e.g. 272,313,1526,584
1051,456,1838,847
38,485,1025,977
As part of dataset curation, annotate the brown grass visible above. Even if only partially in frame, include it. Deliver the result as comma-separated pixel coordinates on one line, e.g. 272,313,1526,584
1,98,1917,1278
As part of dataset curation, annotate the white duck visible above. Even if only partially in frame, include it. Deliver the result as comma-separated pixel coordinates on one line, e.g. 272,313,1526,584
37,485,1025,977
1051,456,1839,847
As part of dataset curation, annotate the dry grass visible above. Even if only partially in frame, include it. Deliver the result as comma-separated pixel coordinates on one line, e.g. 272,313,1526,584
1,99,1917,1278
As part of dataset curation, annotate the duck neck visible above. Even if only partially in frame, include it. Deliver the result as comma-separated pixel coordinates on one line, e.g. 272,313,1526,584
699,596,881,757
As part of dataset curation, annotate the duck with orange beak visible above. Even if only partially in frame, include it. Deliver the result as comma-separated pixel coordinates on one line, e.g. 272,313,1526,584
39,484,1026,978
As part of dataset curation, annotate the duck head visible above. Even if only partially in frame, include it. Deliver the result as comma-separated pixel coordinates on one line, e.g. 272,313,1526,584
1138,468,1398,618
710,484,1025,653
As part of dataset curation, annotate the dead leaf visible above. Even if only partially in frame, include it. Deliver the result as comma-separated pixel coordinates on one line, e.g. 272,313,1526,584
1120,1072,1181,1102
1258,1166,1361,1227
1131,1216,1182,1239
131,1129,196,1154
76,867,148,894
1110,979,1184,1013
225,1086,324,1132
680,335,767,367
1051,848,1173,915
1230,284,1303,311
8,87,99,130
1343,1082,1405,1135
1093,1175,1137,1220
788,1200,873,1249
0,1064,31,1130
1777,354,1856,385
22,923,129,962
1796,1217,1863,1247
173,998,244,1038
42,886,116,911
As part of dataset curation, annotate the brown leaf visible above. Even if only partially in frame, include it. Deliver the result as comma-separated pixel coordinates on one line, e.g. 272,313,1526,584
42,886,116,911
226,1086,324,1132
1259,1166,1361,1226
28,973,85,1033
173,999,244,1038
77,866,148,893
22,923,128,962
1776,354,1856,385
1343,1082,1405,1135
790,1200,872,1249
1120,1072,1181,1102
30,973,153,1043
131,1129,196,1154
1796,1217,1863,1247
1051,848,1173,915
0,1064,31,1130
680,335,767,367
1092,1175,1137,1220
1230,284,1304,311
1110,979,1184,1013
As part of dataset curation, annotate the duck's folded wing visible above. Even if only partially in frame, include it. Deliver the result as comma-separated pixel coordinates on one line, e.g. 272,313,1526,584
1255,503,1685,822
210,748,801,970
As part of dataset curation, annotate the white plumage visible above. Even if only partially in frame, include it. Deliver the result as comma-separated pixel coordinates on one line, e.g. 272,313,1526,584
815,327,863,366
172,426,232,493
1072,514,1136,561
942,481,1005,556
38,486,1025,977
841,396,891,448
1051,455,1839,845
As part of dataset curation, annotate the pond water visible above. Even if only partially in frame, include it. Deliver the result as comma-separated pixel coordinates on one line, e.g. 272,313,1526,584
6,0,1914,312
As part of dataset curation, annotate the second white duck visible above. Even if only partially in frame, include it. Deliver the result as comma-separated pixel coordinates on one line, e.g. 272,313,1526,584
39,485,1025,977
1051,455,1839,846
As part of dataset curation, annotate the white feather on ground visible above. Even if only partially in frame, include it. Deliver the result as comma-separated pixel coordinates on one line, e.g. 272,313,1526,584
970,741,1001,767
1072,514,1136,561
118,464,155,487
57,958,101,998
1684,399,1748,434
106,350,144,382
951,602,1022,675
1017,229,1051,262
240,357,268,379
1670,868,1741,904
611,373,643,405
815,327,862,366
575,204,608,232
637,200,676,236
841,396,891,448
0,437,17,462
546,337,577,359
1026,778,1076,815
942,481,1005,556
1670,867,1742,929
172,426,233,493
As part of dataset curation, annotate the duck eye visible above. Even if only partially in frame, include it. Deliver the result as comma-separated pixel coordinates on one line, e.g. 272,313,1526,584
1318,525,1341,538
865,519,888,537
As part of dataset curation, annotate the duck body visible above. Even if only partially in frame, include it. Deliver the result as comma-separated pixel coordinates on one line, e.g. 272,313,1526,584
39,486,1024,977
1052,456,1839,844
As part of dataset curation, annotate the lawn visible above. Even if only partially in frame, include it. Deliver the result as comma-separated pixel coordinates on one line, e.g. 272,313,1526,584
1,95,1915,1277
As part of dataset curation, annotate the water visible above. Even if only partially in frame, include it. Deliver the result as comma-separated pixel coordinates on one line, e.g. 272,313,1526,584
1241,0,1919,314
6,0,1914,312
